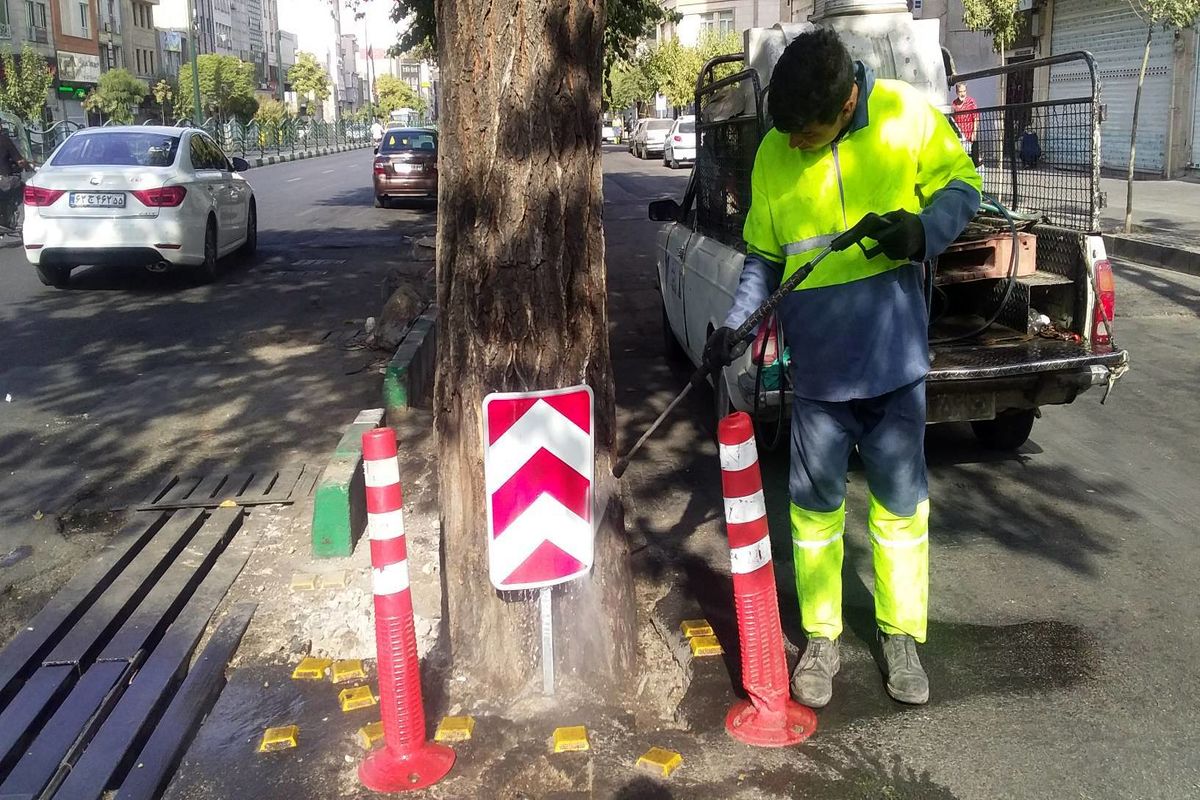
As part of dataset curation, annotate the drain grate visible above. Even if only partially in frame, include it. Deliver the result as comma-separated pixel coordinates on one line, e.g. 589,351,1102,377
136,465,316,511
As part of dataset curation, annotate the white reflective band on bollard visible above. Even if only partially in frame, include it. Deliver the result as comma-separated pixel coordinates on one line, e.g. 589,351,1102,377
364,457,401,489
367,509,405,541
724,490,767,525
372,560,411,595
719,438,759,472
729,536,772,575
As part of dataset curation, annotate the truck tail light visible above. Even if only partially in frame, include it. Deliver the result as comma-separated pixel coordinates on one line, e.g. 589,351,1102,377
1092,258,1115,348
132,186,187,207
23,186,65,206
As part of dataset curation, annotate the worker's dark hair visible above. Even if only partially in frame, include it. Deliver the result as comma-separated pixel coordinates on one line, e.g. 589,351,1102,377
768,28,856,133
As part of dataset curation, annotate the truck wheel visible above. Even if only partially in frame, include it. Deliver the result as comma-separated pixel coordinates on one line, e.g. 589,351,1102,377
662,305,687,363
971,410,1036,451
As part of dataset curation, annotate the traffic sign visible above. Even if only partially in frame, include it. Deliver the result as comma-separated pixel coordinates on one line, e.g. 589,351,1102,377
482,386,594,590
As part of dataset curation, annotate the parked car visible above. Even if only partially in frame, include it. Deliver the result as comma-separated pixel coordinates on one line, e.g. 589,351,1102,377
373,127,438,207
634,118,673,160
601,123,616,143
21,126,256,288
662,115,696,169
628,119,648,154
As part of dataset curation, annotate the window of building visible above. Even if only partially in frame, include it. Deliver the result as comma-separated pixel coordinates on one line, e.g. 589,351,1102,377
78,1,89,34
136,49,142,73
701,10,735,35
26,1,48,31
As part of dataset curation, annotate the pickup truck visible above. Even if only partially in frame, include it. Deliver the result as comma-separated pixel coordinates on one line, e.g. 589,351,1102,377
651,20,1128,451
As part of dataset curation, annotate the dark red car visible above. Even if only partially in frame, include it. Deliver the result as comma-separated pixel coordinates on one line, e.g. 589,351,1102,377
373,127,437,207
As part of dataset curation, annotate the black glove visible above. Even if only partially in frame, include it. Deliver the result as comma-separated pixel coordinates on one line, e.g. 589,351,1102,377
703,326,746,371
873,209,926,261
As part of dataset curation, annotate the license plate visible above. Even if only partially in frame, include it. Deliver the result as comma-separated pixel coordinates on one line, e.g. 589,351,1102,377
70,192,126,208
394,164,420,174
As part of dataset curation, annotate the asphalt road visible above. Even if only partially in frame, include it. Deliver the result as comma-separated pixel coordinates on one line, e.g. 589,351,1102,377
605,146,1200,798
0,148,431,635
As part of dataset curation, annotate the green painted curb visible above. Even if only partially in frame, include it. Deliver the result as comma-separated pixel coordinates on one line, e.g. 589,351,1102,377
383,306,437,421
312,408,384,558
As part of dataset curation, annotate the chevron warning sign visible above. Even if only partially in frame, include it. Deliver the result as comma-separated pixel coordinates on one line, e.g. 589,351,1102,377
482,386,595,591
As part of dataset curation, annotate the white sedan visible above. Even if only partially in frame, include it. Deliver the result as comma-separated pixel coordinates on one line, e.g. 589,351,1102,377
21,125,256,287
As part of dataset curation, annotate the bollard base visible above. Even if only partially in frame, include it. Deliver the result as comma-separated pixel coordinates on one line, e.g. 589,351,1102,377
725,699,818,748
359,741,455,793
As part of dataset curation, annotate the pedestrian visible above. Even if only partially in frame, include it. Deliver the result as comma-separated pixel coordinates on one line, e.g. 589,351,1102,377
703,29,981,708
371,118,384,149
951,81,980,166
0,125,29,235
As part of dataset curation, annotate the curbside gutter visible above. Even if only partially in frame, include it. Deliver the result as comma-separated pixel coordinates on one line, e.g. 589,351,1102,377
311,408,384,558
1102,234,1200,278
383,306,438,424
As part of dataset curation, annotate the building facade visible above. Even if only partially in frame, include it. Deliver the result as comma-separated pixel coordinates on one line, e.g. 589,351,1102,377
658,0,782,45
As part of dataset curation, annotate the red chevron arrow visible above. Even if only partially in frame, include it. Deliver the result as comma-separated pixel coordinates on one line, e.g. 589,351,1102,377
501,540,587,587
490,447,590,537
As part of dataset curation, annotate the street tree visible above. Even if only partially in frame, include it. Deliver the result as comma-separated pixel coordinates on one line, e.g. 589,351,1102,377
962,0,1022,53
176,55,259,122
1123,0,1200,231
289,52,332,114
604,61,652,116
84,69,148,125
153,79,174,124
374,73,425,115
0,44,54,123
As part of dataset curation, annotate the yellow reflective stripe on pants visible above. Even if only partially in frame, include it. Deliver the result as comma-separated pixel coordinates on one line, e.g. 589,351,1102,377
790,502,845,641
870,494,929,643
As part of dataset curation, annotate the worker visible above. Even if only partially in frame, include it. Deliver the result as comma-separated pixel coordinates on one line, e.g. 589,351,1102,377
703,29,982,707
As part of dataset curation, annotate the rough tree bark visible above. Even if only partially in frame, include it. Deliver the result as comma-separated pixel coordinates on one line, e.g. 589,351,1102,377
434,0,638,703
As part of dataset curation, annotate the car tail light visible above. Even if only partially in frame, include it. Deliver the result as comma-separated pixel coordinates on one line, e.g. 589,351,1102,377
1092,258,1115,348
673,135,682,142
132,186,187,207
373,159,388,175
23,186,65,206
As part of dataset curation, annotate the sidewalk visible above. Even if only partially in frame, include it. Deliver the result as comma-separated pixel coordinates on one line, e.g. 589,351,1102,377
1099,176,1200,276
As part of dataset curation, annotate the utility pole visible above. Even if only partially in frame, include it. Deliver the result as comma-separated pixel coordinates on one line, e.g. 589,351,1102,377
276,27,284,104
186,0,203,124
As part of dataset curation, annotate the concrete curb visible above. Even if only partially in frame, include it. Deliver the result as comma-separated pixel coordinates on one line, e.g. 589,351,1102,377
251,143,369,169
1102,234,1200,278
383,306,438,423
311,408,383,558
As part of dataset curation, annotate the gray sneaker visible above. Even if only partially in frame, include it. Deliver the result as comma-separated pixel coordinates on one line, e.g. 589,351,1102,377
879,632,929,705
791,636,840,708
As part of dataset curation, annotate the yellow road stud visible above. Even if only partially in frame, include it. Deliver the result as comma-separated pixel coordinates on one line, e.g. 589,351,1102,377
291,656,332,681
258,725,299,752
434,715,475,742
636,747,682,778
218,499,238,508
339,685,377,712
317,570,349,589
689,635,723,657
680,619,714,639
552,725,590,753
289,573,317,591
356,721,385,750
330,659,367,684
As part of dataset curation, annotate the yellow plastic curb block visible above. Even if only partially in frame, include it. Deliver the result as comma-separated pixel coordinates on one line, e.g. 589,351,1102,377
330,659,367,684
689,635,723,657
636,747,682,778
552,725,590,753
339,685,377,712
291,657,332,681
290,573,317,591
680,619,714,639
258,725,299,752
434,716,475,742
317,570,349,589
356,721,385,750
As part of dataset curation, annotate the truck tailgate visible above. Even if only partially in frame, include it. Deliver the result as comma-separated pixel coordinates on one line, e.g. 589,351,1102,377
929,340,1126,381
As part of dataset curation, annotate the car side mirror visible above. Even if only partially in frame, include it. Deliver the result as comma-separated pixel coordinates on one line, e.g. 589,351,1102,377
648,198,682,222
231,156,250,172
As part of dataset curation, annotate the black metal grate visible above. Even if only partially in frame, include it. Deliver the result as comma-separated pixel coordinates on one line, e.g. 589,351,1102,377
694,115,761,250
952,52,1101,233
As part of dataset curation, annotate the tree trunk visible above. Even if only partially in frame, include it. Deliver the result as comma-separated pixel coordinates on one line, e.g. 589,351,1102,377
1126,26,1152,234
434,0,638,704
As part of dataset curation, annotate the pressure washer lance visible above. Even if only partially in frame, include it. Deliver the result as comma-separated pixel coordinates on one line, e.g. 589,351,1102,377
611,212,889,480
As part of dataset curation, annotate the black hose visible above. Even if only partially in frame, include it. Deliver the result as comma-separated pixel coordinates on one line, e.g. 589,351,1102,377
929,191,1020,345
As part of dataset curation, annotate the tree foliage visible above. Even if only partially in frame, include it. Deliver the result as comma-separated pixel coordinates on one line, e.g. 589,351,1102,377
962,0,1022,52
289,52,332,103
1128,0,1200,27
253,97,290,126
375,73,425,114
84,69,148,124
0,44,53,123
152,79,174,123
177,55,259,122
610,31,741,113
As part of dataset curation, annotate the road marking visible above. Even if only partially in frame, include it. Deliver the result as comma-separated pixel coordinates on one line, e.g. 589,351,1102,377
322,169,334,174
287,177,303,182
